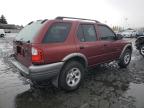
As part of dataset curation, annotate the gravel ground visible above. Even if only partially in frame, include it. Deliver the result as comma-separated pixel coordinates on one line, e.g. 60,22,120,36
0,35,144,108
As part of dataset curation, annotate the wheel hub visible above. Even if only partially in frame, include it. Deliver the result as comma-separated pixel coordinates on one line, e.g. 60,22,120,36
124,53,130,64
141,46,144,55
66,68,81,87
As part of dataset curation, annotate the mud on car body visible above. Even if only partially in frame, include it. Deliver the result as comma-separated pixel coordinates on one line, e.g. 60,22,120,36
10,17,132,91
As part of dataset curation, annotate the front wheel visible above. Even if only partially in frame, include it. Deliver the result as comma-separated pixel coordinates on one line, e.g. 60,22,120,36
118,49,132,68
140,45,144,57
59,61,84,91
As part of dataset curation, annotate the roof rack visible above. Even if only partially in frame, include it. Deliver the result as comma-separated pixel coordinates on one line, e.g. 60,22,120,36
55,16,100,23
37,20,42,21
27,21,34,25
41,19,48,24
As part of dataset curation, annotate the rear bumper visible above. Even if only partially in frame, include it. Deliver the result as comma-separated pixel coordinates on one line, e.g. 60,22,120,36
10,57,64,81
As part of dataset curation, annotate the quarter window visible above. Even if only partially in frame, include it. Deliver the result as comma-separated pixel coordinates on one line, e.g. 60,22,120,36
43,23,71,43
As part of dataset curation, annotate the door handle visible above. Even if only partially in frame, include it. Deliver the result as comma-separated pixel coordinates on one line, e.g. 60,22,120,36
80,46,85,49
104,44,107,46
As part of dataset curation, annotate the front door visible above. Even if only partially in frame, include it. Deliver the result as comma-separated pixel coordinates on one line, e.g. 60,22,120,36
97,24,121,61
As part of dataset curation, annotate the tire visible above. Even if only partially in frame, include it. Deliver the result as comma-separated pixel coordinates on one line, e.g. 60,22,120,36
59,61,84,91
118,49,132,68
139,44,144,57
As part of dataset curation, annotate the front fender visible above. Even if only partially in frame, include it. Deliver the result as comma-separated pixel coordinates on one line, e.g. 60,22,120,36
119,43,132,59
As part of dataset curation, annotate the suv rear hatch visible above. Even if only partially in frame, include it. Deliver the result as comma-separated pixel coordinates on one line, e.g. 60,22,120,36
13,21,45,67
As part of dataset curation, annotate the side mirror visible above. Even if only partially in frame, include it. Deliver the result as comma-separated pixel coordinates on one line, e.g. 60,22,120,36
115,34,123,40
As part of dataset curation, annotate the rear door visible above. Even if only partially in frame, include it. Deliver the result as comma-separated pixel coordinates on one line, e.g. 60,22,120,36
76,23,107,66
42,22,76,64
97,24,122,61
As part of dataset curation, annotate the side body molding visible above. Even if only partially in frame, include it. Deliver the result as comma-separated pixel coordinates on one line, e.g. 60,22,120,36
119,43,132,59
62,53,88,67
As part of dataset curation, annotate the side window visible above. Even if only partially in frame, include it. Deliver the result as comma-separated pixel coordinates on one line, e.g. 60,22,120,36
77,24,97,42
77,25,85,42
43,22,71,43
99,25,115,40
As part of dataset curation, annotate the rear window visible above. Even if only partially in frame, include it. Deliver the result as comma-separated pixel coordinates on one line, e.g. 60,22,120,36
43,22,71,43
15,21,44,42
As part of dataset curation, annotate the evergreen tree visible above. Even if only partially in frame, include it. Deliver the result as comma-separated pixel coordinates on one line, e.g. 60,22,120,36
0,15,8,24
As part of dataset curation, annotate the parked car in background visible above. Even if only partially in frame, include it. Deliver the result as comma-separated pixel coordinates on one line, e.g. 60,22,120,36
121,30,136,38
136,31,144,38
114,30,120,35
135,36,144,57
10,17,132,91
0,29,5,37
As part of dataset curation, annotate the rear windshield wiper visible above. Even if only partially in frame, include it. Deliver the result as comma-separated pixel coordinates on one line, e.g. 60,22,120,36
26,40,30,43
14,38,30,44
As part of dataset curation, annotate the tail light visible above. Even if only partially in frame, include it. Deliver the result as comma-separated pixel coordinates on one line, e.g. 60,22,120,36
32,47,44,63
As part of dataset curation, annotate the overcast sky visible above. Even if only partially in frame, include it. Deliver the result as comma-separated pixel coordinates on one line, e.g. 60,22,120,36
0,0,144,28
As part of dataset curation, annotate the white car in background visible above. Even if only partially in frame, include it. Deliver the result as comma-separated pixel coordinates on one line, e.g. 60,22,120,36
0,29,6,37
121,30,136,38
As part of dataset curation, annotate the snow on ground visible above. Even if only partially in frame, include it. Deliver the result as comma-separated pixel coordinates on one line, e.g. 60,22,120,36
5,33,17,38
0,35,144,108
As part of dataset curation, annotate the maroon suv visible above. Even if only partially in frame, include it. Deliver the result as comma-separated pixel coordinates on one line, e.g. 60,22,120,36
11,17,132,91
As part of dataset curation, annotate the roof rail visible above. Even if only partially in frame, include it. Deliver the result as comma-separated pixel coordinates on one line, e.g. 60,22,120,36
55,16,100,23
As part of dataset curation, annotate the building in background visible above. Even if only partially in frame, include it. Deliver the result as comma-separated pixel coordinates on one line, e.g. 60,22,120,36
0,24,23,33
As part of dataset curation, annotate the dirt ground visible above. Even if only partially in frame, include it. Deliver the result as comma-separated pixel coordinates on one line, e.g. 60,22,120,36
0,34,144,108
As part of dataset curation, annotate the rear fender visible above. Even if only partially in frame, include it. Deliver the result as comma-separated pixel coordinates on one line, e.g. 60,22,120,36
62,53,88,67
51,53,88,88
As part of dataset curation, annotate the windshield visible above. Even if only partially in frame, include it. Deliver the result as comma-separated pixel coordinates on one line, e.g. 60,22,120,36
15,21,44,42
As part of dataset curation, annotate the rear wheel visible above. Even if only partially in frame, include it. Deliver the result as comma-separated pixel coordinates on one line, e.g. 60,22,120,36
59,61,84,91
118,49,132,68
140,44,144,57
